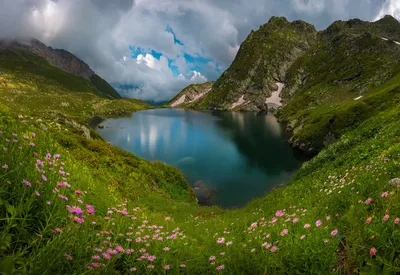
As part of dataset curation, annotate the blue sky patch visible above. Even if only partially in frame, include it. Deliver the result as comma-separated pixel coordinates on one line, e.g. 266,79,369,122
166,25,184,46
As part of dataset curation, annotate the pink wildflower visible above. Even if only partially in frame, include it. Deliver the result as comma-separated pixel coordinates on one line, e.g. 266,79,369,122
217,237,225,244
271,246,278,252
300,235,306,240
331,229,338,236
315,220,322,227
165,217,171,221
370,247,377,257
365,198,372,205
102,253,111,260
64,254,73,260
275,210,285,217
383,214,390,222
293,218,299,223
280,229,289,236
304,224,310,229
209,256,216,261
2,164,8,169
130,267,137,272
394,218,399,225
163,265,171,270
216,265,225,270
35,191,40,197
147,255,156,262
163,247,170,251
180,264,186,268
23,179,31,187
41,175,47,181
381,192,389,198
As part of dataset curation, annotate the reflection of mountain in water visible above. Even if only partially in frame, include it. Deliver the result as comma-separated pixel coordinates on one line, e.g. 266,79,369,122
213,111,307,174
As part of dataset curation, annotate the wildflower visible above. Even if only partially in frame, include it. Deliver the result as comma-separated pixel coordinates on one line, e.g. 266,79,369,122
293,218,299,223
365,198,372,205
324,239,329,243
35,191,40,197
102,253,111,260
163,247,170,251
304,224,310,229
209,256,216,261
126,249,134,254
104,216,110,221
370,247,377,257
180,264,186,268
300,235,306,240
74,190,82,195
265,233,270,238
280,229,289,236
64,254,73,260
315,220,322,227
2,164,8,169
130,267,137,272
275,210,285,217
226,241,233,246
73,216,84,224
326,216,331,221
92,255,100,261
394,218,399,225
251,222,258,228
383,214,390,222
32,132,36,137
23,180,31,187
262,242,271,249
86,205,95,215
381,192,389,198
147,265,154,269
366,217,372,224
29,142,35,147
163,265,171,270
47,201,52,205
69,207,83,215
220,252,225,256
41,175,47,181
116,246,125,253
217,237,225,244
91,262,100,268
165,217,171,221
251,248,256,253
331,229,338,236
216,265,225,270
271,246,278,252
147,255,156,262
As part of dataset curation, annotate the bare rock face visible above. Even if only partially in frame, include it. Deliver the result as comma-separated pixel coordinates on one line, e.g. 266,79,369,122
0,39,95,80
169,82,214,108
193,181,216,206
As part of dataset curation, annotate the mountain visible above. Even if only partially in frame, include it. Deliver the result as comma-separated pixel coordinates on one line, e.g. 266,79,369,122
0,38,121,99
185,15,400,153
166,81,214,108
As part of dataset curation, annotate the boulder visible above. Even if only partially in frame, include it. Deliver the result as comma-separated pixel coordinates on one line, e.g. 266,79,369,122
193,181,216,206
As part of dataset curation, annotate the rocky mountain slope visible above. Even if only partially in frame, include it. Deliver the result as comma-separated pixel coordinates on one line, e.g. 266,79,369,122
167,81,214,108
187,15,400,153
0,39,121,99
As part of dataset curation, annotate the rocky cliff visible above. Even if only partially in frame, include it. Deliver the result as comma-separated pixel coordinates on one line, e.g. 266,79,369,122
167,81,214,108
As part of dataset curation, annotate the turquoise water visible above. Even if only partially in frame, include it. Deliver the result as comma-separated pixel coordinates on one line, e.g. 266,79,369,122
96,109,305,208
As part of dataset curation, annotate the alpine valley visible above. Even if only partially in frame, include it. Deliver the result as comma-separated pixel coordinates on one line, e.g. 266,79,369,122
0,15,400,275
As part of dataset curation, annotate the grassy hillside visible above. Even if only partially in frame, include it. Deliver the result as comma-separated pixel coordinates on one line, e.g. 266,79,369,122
279,17,400,153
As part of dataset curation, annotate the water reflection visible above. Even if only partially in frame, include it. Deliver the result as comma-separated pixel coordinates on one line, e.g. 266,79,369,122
97,109,306,208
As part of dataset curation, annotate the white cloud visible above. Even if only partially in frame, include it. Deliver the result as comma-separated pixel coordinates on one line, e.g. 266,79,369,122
375,0,400,21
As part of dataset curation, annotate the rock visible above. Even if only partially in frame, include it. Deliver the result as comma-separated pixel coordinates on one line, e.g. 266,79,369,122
389,178,400,187
98,124,105,129
193,181,216,206
39,123,48,131
60,116,91,139
323,131,336,146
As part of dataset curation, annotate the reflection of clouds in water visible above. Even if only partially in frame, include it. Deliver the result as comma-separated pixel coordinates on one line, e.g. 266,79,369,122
149,124,157,156
231,112,245,130
264,114,281,137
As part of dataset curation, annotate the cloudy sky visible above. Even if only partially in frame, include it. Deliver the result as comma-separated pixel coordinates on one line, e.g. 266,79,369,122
0,0,399,101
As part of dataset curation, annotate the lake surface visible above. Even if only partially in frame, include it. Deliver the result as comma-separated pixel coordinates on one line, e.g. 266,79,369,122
96,109,306,208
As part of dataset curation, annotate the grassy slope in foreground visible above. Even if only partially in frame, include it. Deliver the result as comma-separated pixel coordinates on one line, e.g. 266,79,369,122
1,76,400,274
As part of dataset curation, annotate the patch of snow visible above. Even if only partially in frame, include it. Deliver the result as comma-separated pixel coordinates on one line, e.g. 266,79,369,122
230,95,247,110
381,37,400,45
171,95,186,107
265,82,284,109
188,88,212,103
354,96,363,101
